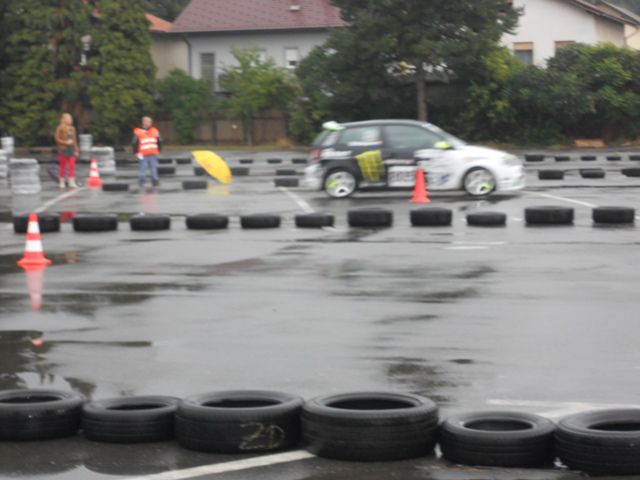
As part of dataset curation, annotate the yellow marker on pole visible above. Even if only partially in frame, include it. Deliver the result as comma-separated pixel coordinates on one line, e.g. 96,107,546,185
192,151,233,185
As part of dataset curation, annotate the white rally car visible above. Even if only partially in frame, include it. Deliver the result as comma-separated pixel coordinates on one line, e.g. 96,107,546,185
302,120,525,198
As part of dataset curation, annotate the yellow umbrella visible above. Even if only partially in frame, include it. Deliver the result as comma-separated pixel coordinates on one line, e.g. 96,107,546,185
192,151,232,185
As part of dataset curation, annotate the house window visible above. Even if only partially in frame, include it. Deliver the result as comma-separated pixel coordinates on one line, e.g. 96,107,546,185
514,42,534,65
555,41,575,52
200,53,215,91
257,50,267,63
285,48,299,69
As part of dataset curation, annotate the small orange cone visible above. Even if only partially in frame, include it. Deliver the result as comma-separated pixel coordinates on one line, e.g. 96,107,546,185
410,167,431,203
87,158,103,189
17,213,52,268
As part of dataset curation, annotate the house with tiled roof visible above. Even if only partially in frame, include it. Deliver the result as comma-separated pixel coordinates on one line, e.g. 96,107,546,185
152,0,343,88
503,0,640,65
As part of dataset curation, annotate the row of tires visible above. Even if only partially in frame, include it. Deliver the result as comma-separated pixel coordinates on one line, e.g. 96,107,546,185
526,153,640,162
538,168,640,180
100,177,301,193
13,206,636,234
1,389,639,475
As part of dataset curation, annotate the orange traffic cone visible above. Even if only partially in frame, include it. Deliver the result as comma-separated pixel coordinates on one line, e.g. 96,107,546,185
23,266,45,311
410,168,431,203
17,213,52,268
87,158,103,189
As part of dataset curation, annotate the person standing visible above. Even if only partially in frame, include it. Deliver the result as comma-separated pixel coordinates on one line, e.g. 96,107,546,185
54,113,79,189
133,116,162,188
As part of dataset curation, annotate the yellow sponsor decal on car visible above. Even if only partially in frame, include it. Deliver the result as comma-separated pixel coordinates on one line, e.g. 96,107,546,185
355,150,385,182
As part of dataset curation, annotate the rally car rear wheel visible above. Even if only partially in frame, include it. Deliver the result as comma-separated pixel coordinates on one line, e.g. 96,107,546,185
324,169,357,199
463,168,496,197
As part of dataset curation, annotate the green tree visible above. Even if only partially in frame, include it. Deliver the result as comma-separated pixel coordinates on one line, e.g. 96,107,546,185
89,0,156,143
0,0,59,143
329,0,520,121
146,0,189,21
219,48,300,145
548,43,640,141
157,69,212,144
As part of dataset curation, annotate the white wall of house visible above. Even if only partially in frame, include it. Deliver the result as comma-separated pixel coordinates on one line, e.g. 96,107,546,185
151,34,189,78
502,0,624,65
185,30,331,90
625,23,640,50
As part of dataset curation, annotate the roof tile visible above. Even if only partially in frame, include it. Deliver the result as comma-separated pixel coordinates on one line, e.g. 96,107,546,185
171,0,344,33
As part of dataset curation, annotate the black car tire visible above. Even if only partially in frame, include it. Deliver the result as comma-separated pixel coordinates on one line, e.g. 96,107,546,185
130,214,171,231
607,155,622,161
182,180,208,190
73,214,118,232
158,158,173,165
302,392,439,461
580,168,605,179
466,212,506,227
622,168,640,177
439,411,556,468
292,158,307,165
525,154,545,162
348,209,393,228
410,208,453,227
13,214,60,234
157,166,175,176
275,178,299,188
592,206,635,224
525,206,574,225
629,155,640,161
176,390,304,453
267,158,282,164
186,214,229,230
231,167,249,176
556,409,640,475
240,214,281,229
176,157,192,165
275,169,297,176
555,156,571,162
0,389,83,440
581,155,597,161
82,396,179,443
194,167,205,176
295,213,334,228
239,159,253,164
538,170,565,180
102,182,129,192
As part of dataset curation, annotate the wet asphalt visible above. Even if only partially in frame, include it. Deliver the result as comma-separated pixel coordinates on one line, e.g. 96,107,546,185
0,150,639,479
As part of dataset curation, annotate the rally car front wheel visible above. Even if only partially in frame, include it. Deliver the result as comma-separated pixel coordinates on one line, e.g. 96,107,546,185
324,169,357,199
463,168,496,197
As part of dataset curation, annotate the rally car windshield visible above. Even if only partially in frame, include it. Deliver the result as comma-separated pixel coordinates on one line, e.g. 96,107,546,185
426,124,467,148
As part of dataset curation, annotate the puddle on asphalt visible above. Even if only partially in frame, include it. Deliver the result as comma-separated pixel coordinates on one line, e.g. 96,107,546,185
0,280,205,316
374,314,439,325
333,287,478,304
450,358,475,365
0,329,151,395
373,356,457,404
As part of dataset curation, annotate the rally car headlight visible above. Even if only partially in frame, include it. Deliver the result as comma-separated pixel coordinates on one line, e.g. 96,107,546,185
502,155,522,167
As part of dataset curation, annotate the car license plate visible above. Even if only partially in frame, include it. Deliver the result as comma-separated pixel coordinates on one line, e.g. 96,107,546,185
388,167,417,187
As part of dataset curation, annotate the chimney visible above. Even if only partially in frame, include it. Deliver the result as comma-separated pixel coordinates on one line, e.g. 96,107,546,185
290,0,301,12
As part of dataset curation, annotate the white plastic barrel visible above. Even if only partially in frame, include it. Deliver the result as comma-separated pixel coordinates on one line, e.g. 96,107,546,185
1,137,15,157
90,146,116,175
9,158,41,195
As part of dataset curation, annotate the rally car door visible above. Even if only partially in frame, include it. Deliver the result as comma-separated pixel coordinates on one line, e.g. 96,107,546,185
382,125,454,189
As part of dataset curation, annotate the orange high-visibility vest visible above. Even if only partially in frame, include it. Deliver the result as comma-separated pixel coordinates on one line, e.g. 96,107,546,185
134,127,160,156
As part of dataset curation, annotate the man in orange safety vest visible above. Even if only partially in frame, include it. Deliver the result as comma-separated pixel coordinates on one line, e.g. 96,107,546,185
133,116,162,187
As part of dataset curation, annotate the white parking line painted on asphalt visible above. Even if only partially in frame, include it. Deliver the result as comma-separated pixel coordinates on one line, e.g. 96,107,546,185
36,187,87,214
123,450,315,480
489,399,640,410
445,246,489,251
278,187,314,213
526,191,597,208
